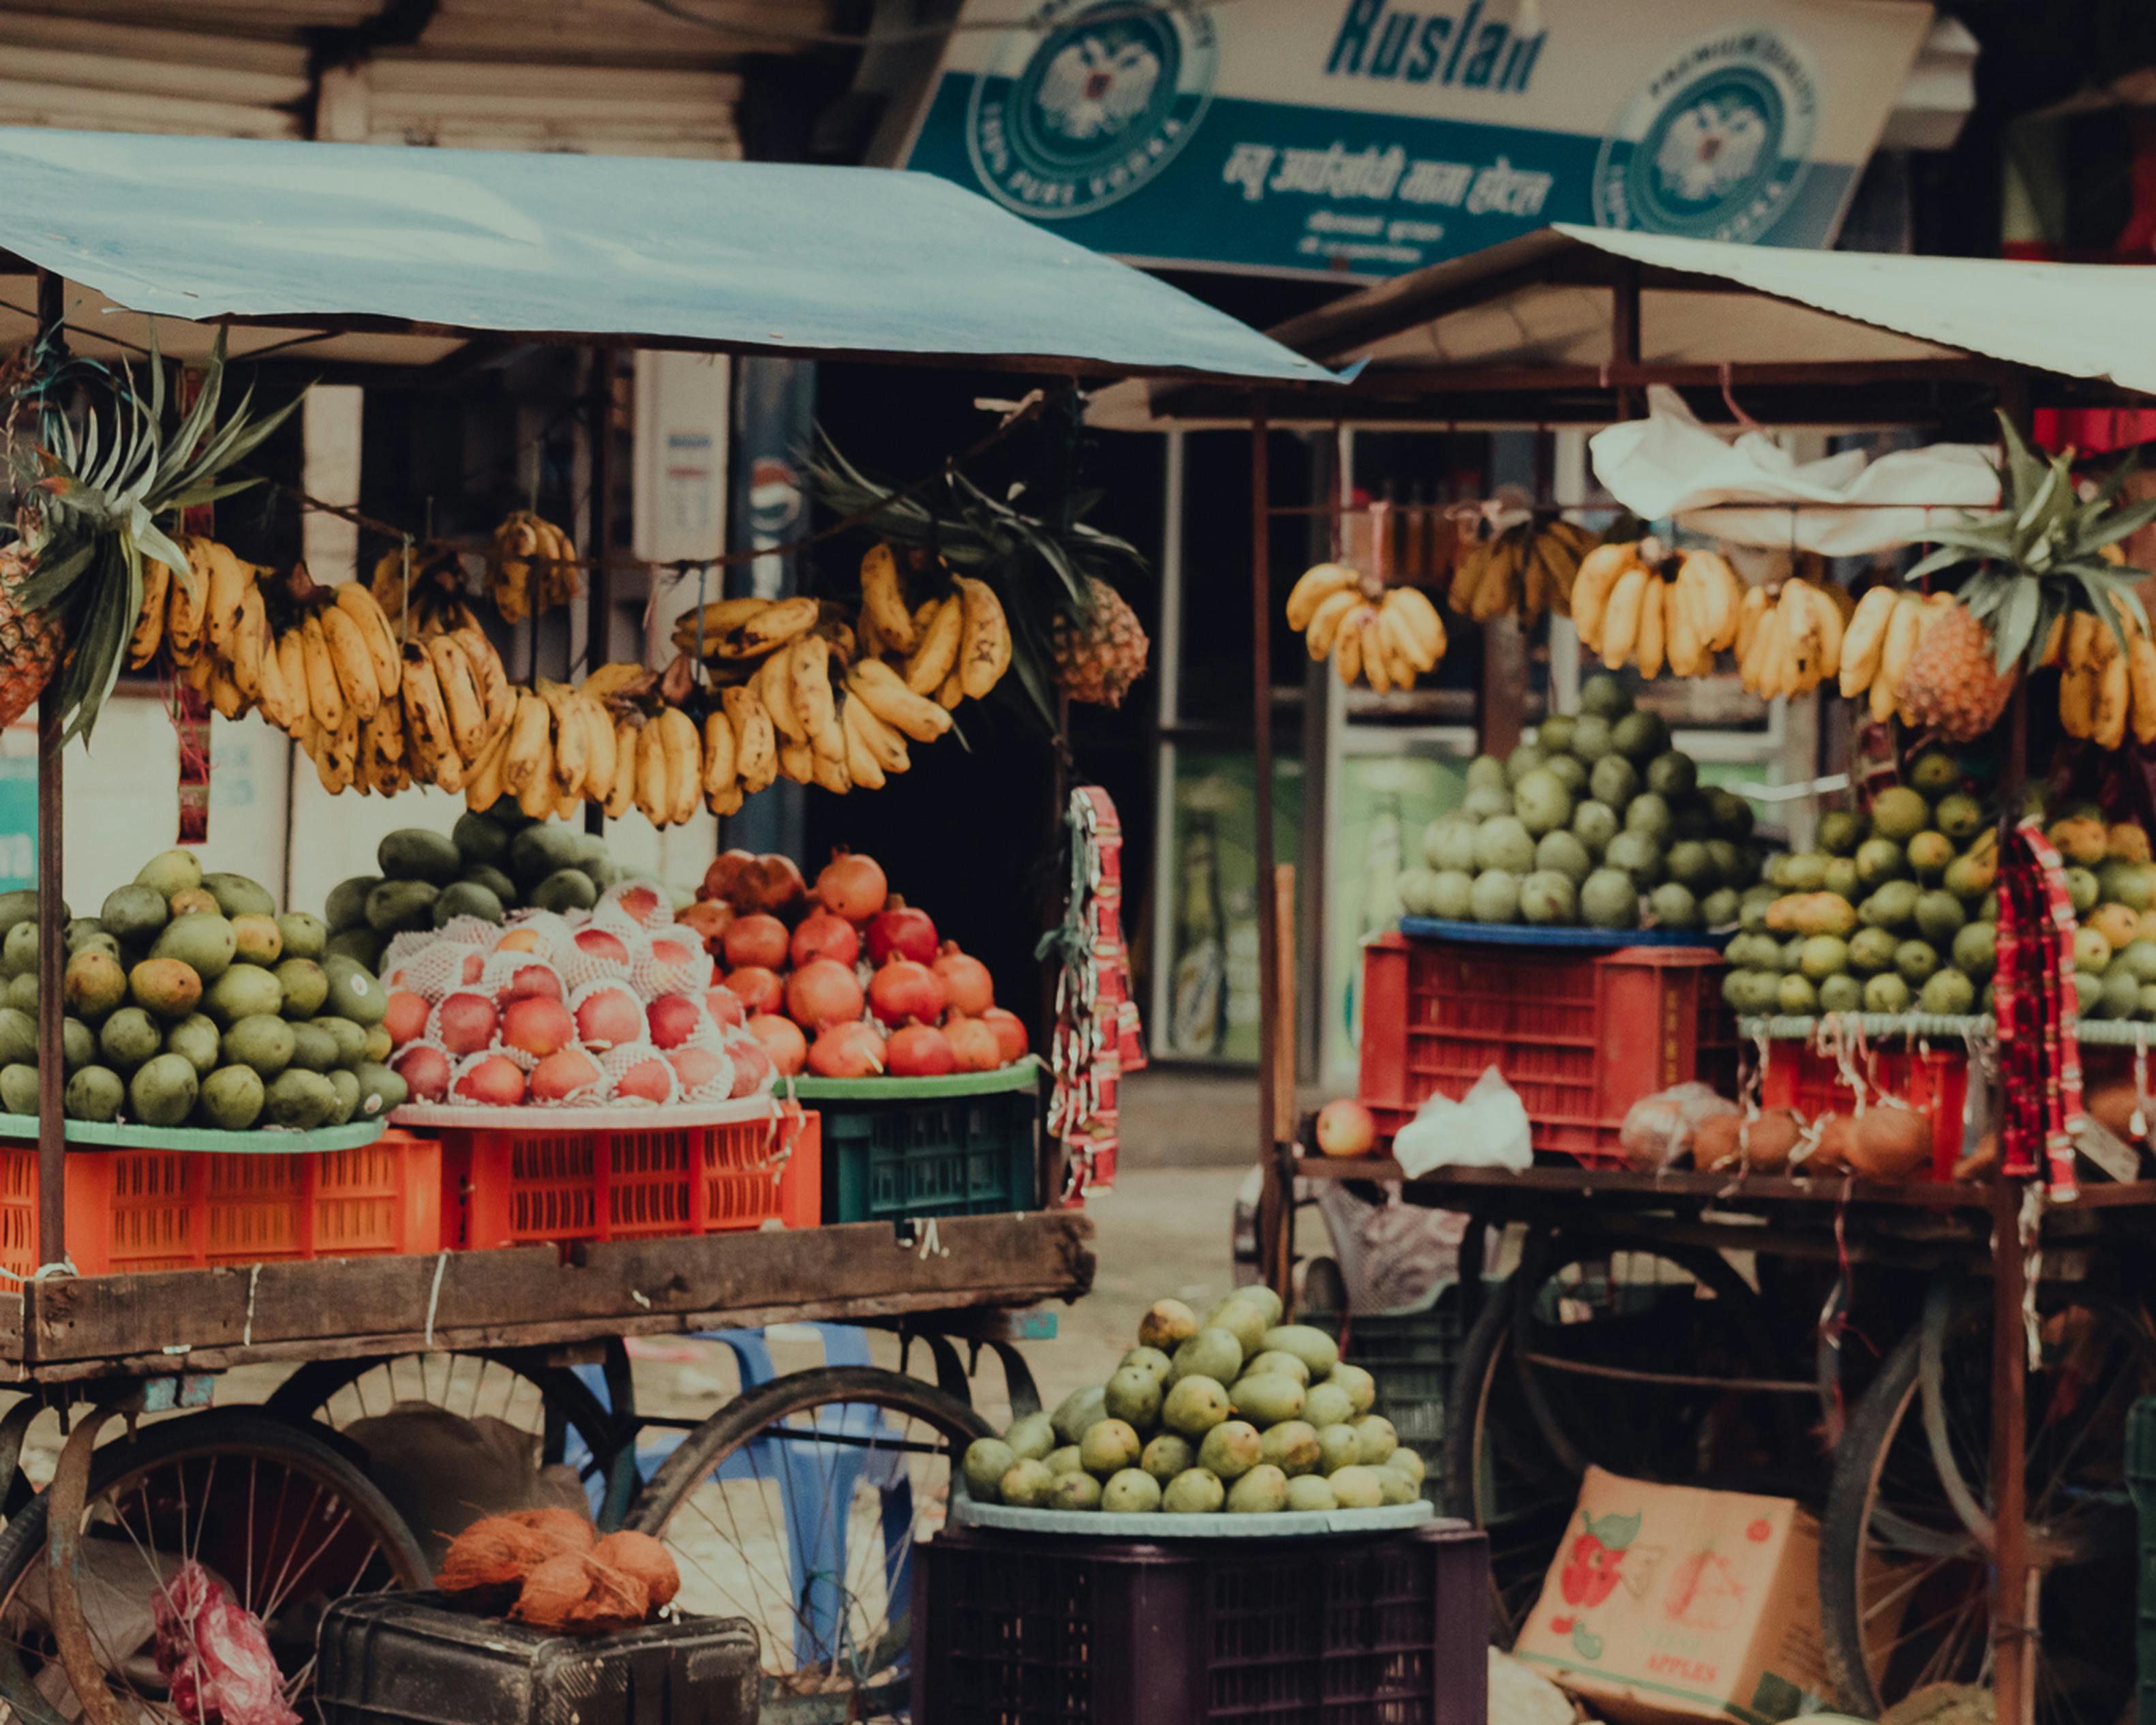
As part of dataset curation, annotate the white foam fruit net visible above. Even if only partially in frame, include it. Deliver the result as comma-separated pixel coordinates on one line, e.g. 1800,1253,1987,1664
391,940,491,1002
491,910,572,964
663,1041,736,1103
598,1042,680,1106
557,925,637,992
449,1049,528,1105
529,1049,607,1106
629,929,714,998
597,879,675,931
721,1026,776,1097
424,989,501,1057
566,979,646,1051
482,955,568,1008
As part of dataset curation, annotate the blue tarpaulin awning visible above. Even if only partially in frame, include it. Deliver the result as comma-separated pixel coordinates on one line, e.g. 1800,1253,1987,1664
0,128,1328,384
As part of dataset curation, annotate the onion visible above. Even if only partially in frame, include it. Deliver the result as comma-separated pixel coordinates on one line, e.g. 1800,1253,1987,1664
886,1022,956,1078
748,1014,808,1075
932,942,994,1017
723,965,785,1017
786,957,866,1031
980,1006,1028,1063
945,1015,1003,1072
808,1021,885,1079
791,909,860,970
723,913,790,971
815,848,889,922
869,957,947,1028
866,900,939,966
703,850,806,918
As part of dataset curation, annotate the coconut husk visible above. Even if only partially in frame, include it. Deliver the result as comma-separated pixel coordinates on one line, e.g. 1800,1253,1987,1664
437,1518,556,1595
564,1558,650,1634
507,1507,596,1559
1693,1113,1742,1171
591,1530,679,1608
1849,1105,1931,1182
1737,1109,1802,1172
510,1554,592,1634
1807,1113,1854,1173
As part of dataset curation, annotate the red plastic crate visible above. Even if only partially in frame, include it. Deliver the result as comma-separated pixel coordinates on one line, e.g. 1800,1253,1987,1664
1358,932,1735,1164
442,1105,819,1250
1755,1041,1969,1180
911,1520,1489,1725
0,1126,442,1277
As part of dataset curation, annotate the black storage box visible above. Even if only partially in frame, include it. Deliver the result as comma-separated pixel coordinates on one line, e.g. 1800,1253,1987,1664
316,1593,761,1725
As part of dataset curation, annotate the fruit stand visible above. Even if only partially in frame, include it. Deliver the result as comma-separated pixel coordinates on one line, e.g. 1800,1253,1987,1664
1085,226,2156,1725
0,127,1330,1722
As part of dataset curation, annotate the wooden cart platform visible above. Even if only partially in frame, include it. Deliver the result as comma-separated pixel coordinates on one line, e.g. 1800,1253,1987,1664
0,1211,1095,1383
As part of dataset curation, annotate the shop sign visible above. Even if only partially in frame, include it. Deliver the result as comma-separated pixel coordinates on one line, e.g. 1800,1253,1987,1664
896,0,1930,278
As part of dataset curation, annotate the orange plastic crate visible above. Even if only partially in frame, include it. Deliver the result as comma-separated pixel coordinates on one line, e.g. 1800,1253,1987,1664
1358,932,1735,1164
442,1105,820,1251
0,1127,442,1277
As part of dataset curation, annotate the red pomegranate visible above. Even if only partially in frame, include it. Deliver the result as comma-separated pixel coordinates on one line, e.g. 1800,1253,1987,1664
703,850,806,918
723,913,790,972
868,957,947,1029
945,1015,1003,1072
866,900,938,966
748,1014,808,1076
980,1006,1029,1064
886,1022,955,1078
676,898,734,955
932,942,993,1018
809,1021,885,1079
723,965,785,1017
815,848,889,922
790,908,860,970
383,990,431,1048
393,1044,451,1104
703,985,746,1028
787,957,865,1031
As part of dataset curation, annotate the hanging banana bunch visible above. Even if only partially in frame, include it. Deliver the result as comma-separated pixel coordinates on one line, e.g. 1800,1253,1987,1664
487,510,581,623
1836,586,1955,722
1575,539,1746,678
1444,517,1599,624
2056,608,2156,749
1286,562,1446,693
1732,576,1850,700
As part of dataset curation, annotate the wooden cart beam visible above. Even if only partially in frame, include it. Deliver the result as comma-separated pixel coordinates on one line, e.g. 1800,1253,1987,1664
33,268,63,1274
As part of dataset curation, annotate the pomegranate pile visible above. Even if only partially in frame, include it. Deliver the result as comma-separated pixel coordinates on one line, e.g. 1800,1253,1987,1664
380,878,775,1109
682,847,1030,1080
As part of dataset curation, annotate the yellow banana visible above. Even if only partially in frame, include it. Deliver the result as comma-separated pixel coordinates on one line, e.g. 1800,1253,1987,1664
778,740,815,784
811,749,851,795
130,557,169,669
840,697,887,791
581,661,656,702
1837,586,1898,697
757,646,806,744
2097,651,2131,749
464,723,512,813
2129,631,2156,746
455,629,512,747
399,642,457,785
1677,550,1738,650
1377,600,1433,680
578,696,617,805
271,631,308,735
1448,543,1490,616
956,576,1012,700
202,540,253,652
607,719,640,820
844,691,911,775
1666,575,1701,676
1305,589,1361,659
1569,543,1634,653
702,707,738,801
1286,562,1358,631
728,595,821,659
254,616,297,731
1635,578,1666,678
334,582,402,700
723,686,778,794
168,542,211,665
319,603,382,723
1333,607,1366,687
1796,580,1844,679
299,613,346,733
847,658,952,742
658,705,703,825
1735,584,1772,661
2061,664,2097,738
1872,595,1925,721
501,690,552,794
2067,611,2101,674
1470,539,1519,624
1600,569,1648,670
858,543,917,655
904,595,964,695
1382,586,1445,669
230,584,269,703
633,717,671,824
790,635,842,761
207,661,247,721
1358,610,1393,693
319,710,360,794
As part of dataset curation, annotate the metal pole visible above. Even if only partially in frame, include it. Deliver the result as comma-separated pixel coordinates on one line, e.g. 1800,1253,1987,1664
32,269,63,1269
1988,1177,2031,1725
1251,408,1281,1295
583,349,613,837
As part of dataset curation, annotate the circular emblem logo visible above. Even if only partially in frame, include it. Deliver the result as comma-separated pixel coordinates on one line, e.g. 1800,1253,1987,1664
1594,27,1820,243
965,0,1217,221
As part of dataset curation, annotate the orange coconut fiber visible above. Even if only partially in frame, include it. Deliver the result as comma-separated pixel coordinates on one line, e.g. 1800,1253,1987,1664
506,1507,598,1557
591,1530,680,1608
511,1555,596,1632
436,1518,558,1593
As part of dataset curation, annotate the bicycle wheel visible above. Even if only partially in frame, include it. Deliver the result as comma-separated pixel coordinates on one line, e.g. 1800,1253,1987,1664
1445,1235,1795,1644
1820,1288,2156,1723
626,1366,990,1724
0,1408,429,1724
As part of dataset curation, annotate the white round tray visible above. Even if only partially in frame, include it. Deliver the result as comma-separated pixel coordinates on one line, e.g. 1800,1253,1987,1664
392,1092,795,1132
950,1484,1438,1540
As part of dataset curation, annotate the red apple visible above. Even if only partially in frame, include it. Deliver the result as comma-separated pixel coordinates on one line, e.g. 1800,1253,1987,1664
647,993,708,1050
609,1052,677,1105
494,961,565,1006
393,1044,452,1104
432,991,499,1058
605,880,669,929
1314,1099,1378,1158
703,985,746,1029
383,989,431,1048
501,995,576,1060
528,1047,604,1104
572,926,631,968
452,1053,527,1107
728,1037,772,1096
666,1045,727,1096
573,984,644,1051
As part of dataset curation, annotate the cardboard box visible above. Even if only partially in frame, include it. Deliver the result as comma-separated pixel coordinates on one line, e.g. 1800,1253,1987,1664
1512,1468,1833,1725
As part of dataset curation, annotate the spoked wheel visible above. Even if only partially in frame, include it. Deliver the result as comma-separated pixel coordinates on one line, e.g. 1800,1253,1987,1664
0,1409,429,1724
264,1351,631,1521
626,1366,990,1724
1821,1286,2156,1724
1445,1234,1799,1644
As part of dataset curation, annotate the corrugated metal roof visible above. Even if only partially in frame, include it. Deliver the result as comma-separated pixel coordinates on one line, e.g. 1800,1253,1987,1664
0,128,1328,382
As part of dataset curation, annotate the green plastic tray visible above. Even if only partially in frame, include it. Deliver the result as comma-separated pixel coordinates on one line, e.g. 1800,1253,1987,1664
0,1113,386,1155
788,1058,1042,1102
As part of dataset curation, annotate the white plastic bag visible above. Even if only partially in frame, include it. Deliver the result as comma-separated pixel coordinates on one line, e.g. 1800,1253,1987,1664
1590,385,1998,555
1620,1081,1740,1173
1391,1066,1532,1178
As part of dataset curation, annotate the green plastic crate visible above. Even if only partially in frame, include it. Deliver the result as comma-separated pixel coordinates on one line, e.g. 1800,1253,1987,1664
796,1066,1040,1223
1305,1289,1466,1492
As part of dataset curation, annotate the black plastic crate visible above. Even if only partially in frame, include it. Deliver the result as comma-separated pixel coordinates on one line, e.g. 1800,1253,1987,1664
820,1088,1039,1223
316,1593,760,1725
1306,1295,1465,1491
2131,1397,2156,1724
910,1519,1489,1725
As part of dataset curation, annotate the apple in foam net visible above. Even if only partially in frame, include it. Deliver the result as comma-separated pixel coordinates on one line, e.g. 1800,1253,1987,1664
611,1052,675,1105
609,881,668,927
528,1047,603,1103
497,962,564,1006
393,1044,451,1103
646,994,707,1050
572,925,631,969
573,985,644,1051
728,1037,772,1096
665,1045,727,1096
703,986,746,1029
643,932,707,989
502,995,576,1060
748,1015,807,1076
434,991,499,1058
384,990,430,1048
454,1053,527,1107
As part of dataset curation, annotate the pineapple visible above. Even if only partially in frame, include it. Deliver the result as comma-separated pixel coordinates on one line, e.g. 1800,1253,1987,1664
1052,576,1149,708
0,546,61,731
1896,601,2013,742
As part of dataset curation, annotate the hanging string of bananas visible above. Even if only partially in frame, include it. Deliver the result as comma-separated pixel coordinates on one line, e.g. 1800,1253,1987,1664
486,509,580,623
1447,517,1599,623
1284,562,1446,693
1574,538,1749,678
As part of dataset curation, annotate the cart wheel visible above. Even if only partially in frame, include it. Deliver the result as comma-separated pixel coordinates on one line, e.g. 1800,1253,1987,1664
1444,1234,1795,1644
0,1408,429,1724
1819,1287,2156,1723
264,1349,631,1515
625,1365,990,1724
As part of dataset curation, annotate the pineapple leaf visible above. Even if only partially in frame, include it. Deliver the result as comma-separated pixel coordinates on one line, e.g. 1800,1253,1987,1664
1996,577,2040,667
1905,543,1972,584
1996,409,2047,510
2077,575,2130,659
2072,494,2156,554
136,522,189,580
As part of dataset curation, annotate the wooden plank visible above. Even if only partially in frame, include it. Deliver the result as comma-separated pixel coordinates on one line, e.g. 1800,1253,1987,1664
15,1214,1096,1371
